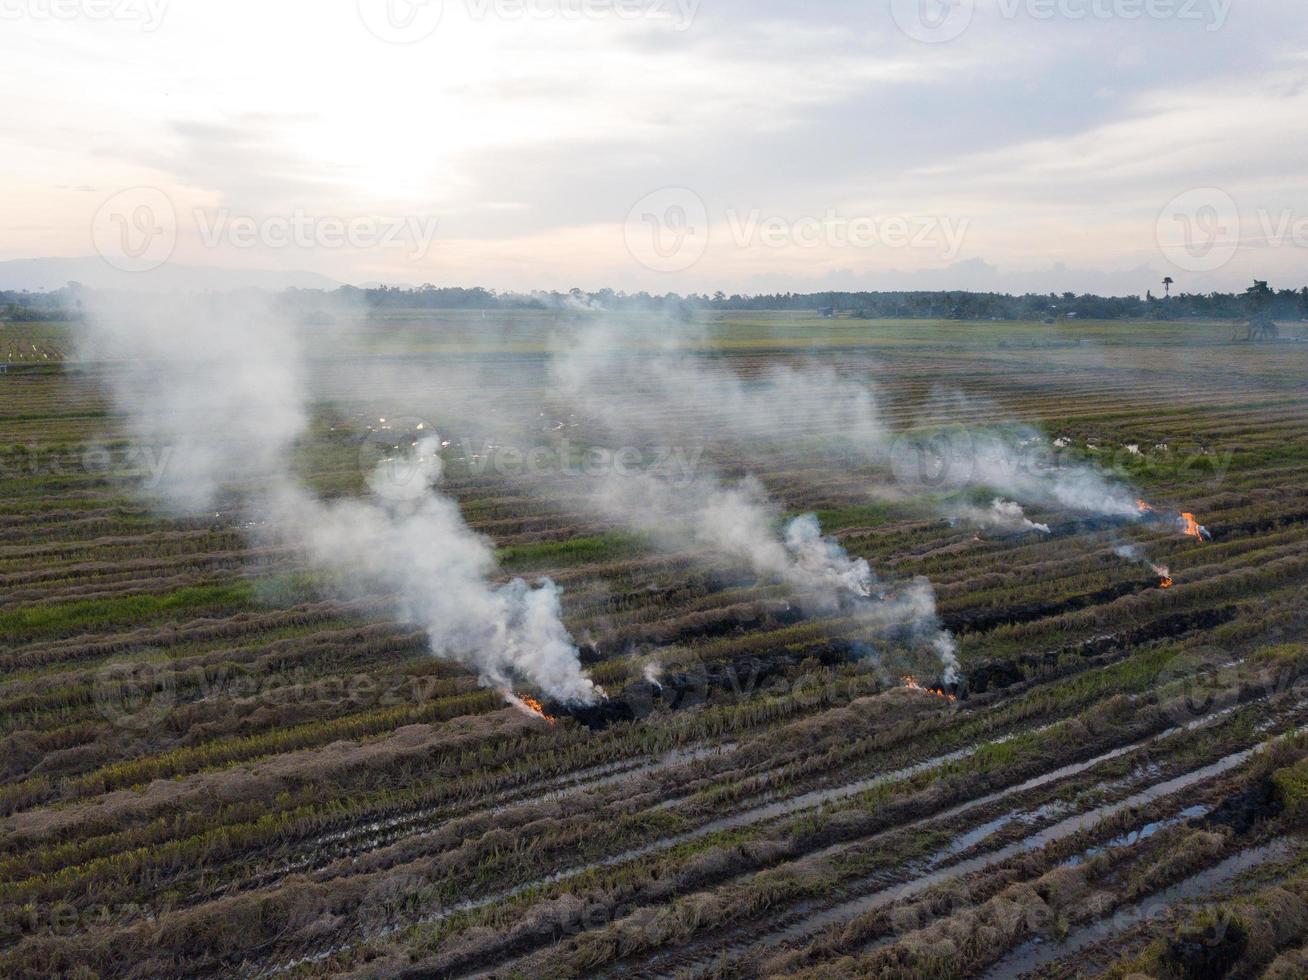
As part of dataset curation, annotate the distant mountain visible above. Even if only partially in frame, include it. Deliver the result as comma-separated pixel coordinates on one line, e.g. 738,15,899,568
0,257,340,294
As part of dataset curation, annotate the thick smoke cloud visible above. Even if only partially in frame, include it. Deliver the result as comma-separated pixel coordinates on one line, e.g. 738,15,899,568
79,294,601,704
589,472,872,608
554,327,960,681
267,439,600,702
585,468,960,681
78,293,307,512
553,325,886,450
890,423,1141,520
554,323,1143,529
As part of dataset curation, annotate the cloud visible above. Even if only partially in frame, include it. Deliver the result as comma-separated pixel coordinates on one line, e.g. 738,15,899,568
2,0,1305,291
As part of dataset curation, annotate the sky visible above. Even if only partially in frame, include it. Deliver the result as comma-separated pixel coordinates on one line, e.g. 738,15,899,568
1,0,1306,296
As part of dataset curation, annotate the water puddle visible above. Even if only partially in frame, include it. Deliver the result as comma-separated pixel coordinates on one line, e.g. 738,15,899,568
267,703,1294,977
789,742,1263,952
1062,804,1210,867
983,838,1297,979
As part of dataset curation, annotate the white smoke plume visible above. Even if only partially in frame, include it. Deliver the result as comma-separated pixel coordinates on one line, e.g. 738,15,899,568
1113,543,1145,563
77,293,307,512
892,424,1142,520
551,324,959,680
950,498,1051,535
1114,542,1171,583
553,325,886,451
79,294,602,705
933,634,962,687
577,435,959,679
555,323,1142,527
784,513,875,599
588,469,874,612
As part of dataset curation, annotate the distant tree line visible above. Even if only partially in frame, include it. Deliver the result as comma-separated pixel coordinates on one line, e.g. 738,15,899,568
336,282,1308,322
5,280,1308,323
0,288,83,321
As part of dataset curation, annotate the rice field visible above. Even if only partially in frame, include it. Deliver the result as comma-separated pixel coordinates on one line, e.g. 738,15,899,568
3,312,1308,979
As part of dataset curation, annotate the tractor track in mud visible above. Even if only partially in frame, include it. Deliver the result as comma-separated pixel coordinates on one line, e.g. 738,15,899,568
403,690,1301,980
556,708,1308,980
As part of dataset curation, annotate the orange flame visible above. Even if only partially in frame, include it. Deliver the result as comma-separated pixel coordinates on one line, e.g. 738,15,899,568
902,676,958,702
1139,500,1211,542
503,691,556,724
1179,512,1210,541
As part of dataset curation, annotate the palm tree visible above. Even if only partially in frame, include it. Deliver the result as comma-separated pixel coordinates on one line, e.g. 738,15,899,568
1162,276,1174,299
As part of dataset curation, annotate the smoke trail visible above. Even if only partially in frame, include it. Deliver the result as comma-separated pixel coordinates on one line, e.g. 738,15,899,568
1114,542,1172,585
949,498,1051,535
556,322,1142,526
550,324,960,679
79,294,601,705
889,423,1142,520
590,472,878,611
553,324,886,451
265,438,602,702
566,398,959,678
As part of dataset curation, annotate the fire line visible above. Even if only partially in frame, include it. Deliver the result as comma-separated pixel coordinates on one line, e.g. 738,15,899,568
503,691,557,724
902,675,958,702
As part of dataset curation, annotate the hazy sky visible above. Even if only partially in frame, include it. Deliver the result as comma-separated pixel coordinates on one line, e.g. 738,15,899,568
2,0,1306,294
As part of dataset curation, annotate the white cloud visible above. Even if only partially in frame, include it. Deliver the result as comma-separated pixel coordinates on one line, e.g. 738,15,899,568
0,0,1305,292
